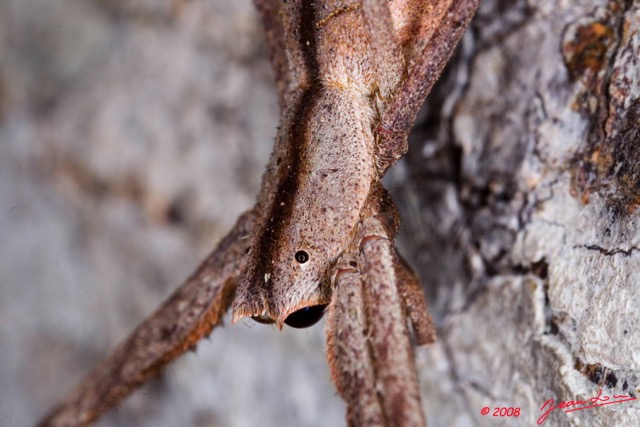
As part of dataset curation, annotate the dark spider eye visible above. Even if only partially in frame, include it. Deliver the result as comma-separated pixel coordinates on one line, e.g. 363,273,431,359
284,304,327,328
295,250,309,264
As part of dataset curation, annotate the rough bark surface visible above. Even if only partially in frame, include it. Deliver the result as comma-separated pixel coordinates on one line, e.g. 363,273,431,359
1,1,638,427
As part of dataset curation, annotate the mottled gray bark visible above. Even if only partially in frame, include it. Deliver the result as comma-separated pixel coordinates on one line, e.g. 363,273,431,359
396,1,640,426
0,1,638,427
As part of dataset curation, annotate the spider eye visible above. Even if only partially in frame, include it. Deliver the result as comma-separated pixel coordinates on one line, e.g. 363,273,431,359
284,304,327,328
294,250,309,264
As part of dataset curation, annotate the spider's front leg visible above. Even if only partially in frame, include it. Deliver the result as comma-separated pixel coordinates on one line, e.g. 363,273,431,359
39,209,256,427
326,214,435,427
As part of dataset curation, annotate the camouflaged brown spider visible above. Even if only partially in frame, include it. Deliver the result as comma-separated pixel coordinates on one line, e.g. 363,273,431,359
40,1,478,425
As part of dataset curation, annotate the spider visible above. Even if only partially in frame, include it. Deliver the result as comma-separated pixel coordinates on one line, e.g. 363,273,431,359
40,1,478,425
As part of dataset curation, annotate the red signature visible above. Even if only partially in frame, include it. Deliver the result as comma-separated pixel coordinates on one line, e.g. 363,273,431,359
537,389,637,425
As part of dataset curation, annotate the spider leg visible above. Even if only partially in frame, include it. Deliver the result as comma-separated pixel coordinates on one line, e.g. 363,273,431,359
394,252,436,346
378,0,480,169
253,0,295,108
39,209,257,427
254,0,317,107
361,0,404,99
326,255,385,426
356,216,427,426
327,216,427,427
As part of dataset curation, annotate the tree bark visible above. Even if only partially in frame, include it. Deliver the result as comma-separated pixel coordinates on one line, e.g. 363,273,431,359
1,0,638,426
394,1,640,425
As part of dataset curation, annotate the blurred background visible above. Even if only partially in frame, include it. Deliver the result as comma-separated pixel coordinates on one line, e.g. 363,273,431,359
0,0,347,425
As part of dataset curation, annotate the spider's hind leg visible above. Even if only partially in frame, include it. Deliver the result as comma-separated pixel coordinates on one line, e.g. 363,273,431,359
373,0,480,171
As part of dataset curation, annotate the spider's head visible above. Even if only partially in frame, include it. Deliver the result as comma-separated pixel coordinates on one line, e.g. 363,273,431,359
231,206,339,329
231,169,369,329
232,89,376,328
